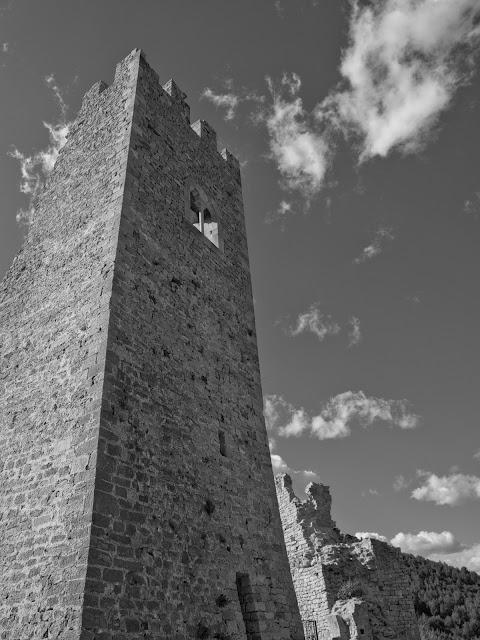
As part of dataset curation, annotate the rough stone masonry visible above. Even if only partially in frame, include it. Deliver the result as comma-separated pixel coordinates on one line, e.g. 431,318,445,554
275,474,421,640
0,49,305,640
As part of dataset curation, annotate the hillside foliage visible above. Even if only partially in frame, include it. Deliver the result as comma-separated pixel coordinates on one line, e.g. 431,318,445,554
403,554,480,640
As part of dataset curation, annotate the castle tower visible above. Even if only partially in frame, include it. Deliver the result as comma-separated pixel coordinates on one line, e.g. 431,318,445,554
0,50,304,640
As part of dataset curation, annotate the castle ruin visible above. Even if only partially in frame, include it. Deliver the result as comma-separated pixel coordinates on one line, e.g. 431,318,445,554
275,474,421,640
0,49,305,640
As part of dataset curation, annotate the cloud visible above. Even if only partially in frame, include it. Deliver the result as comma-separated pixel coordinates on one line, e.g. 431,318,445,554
362,488,381,497
393,474,411,491
355,532,389,543
270,453,319,481
202,79,264,121
311,391,419,439
2,43,8,53
391,530,465,555
348,316,362,346
274,0,285,17
271,453,291,474
274,0,319,17
412,471,480,506
428,543,480,572
210,0,480,200
267,425,319,480
286,303,341,342
354,225,395,264
392,530,480,571
324,0,480,159
9,75,70,225
264,395,309,437
0,1,14,17
282,304,362,346
464,192,480,219
473,449,480,460
265,391,419,441
264,73,330,199
202,88,239,121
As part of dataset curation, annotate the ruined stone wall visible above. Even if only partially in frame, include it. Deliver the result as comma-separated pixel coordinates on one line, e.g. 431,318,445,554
275,475,338,637
275,474,421,640
1,49,304,640
319,539,420,640
0,50,140,639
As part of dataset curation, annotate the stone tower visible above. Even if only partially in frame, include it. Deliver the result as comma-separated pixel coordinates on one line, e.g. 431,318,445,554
0,49,304,640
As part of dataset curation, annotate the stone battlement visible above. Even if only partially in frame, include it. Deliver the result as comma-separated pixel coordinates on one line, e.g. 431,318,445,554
78,48,240,181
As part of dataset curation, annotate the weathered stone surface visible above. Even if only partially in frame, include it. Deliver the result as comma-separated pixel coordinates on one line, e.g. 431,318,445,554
0,49,304,640
275,474,420,640
329,600,371,640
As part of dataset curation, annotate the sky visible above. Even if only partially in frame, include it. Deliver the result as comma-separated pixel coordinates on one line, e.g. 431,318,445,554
1,0,480,572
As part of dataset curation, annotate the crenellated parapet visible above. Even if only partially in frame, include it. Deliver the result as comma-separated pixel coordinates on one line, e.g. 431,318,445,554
76,49,241,187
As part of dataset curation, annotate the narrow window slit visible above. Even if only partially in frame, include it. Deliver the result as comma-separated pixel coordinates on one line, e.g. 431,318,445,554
185,181,223,251
219,430,227,456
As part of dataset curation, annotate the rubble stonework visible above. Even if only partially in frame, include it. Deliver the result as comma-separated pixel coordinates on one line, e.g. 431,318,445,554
275,474,421,640
0,49,305,639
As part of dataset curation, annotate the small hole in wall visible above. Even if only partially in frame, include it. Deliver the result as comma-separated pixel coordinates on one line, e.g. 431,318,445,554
219,431,227,456
360,630,365,635
205,499,215,516
216,594,229,608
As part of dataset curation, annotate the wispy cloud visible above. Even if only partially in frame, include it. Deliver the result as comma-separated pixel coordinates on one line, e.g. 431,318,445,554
323,0,480,159
2,43,8,53
393,474,411,492
285,303,341,342
354,225,395,264
265,391,419,441
274,0,285,18
391,530,465,555
362,488,381,497
412,471,480,506
9,74,71,226
274,0,319,17
464,192,480,219
0,1,14,17
267,426,319,480
264,395,309,438
473,449,480,460
348,316,362,346
202,87,239,121
264,73,331,199
281,305,362,346
201,79,264,121
356,531,389,543
270,452,319,481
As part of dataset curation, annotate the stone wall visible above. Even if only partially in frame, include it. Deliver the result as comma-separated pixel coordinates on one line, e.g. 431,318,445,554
0,50,138,640
0,49,305,640
275,474,421,640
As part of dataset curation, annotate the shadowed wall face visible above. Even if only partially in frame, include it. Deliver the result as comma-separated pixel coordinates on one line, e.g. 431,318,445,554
0,49,305,640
